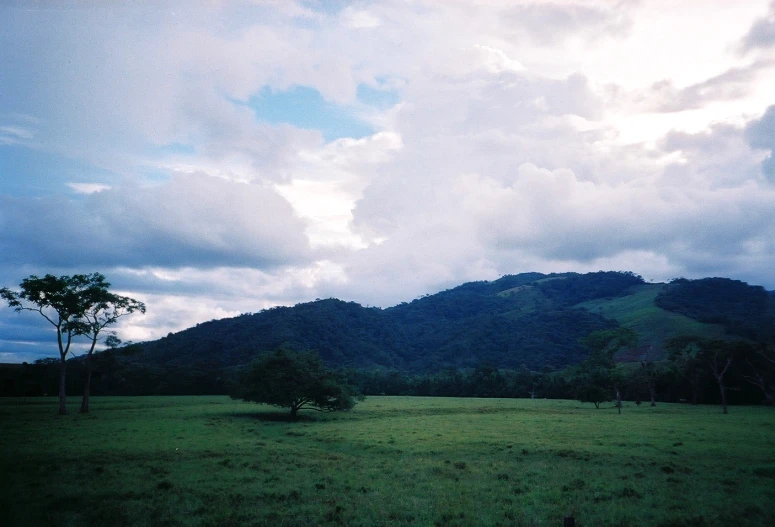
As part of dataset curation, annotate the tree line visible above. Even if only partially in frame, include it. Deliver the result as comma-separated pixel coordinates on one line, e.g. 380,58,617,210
5,333,771,416
341,341,773,412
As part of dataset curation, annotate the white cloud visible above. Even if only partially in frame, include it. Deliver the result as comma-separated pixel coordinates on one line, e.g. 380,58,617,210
67,182,111,194
341,7,381,29
0,125,34,142
475,45,526,74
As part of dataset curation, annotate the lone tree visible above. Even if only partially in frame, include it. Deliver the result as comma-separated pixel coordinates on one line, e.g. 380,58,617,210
576,327,637,411
78,276,145,413
232,348,359,418
0,273,144,415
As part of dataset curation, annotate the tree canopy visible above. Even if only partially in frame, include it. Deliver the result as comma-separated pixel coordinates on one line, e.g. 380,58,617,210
232,348,360,417
77,277,145,412
575,327,638,409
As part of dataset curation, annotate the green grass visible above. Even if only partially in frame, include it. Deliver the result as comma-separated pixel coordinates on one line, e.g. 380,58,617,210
1,396,774,526
577,284,727,359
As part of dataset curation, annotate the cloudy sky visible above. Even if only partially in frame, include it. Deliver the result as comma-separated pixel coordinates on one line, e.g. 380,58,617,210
2,0,775,362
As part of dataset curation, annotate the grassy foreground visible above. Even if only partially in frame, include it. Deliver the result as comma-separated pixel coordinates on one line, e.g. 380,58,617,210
1,396,773,526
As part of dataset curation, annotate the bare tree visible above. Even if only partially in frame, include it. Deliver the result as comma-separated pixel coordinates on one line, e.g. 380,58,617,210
743,344,775,406
668,337,749,413
708,350,733,414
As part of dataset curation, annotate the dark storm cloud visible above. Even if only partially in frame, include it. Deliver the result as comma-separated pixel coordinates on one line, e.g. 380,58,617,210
746,105,775,178
645,60,773,113
740,2,775,52
0,173,311,270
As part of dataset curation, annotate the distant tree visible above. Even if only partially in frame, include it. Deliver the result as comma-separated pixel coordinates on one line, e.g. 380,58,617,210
104,335,122,349
743,344,775,406
667,336,751,413
666,336,705,405
78,277,145,413
575,376,611,409
576,327,637,411
705,341,735,414
1,274,103,414
232,348,360,418
640,361,661,407
514,363,539,398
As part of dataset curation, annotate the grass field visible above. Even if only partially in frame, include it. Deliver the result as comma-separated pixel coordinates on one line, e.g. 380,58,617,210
1,396,773,526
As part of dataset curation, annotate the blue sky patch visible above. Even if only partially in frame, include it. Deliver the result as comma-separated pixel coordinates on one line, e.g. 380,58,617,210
357,83,401,109
248,86,375,141
0,144,115,197
155,142,197,156
301,0,351,17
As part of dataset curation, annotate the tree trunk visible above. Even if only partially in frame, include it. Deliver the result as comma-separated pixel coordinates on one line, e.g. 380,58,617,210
80,367,92,413
649,381,656,407
290,405,298,418
719,380,728,414
58,356,67,415
713,355,732,414
615,384,622,414
80,337,99,414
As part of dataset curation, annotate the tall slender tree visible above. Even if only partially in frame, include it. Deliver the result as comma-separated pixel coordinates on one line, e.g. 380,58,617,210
640,361,660,407
2,274,93,414
1,273,144,415
78,277,145,413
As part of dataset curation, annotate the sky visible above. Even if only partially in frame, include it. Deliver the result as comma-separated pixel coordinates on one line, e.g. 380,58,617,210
1,0,775,363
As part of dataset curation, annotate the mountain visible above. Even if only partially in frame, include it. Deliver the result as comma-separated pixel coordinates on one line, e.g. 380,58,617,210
96,271,775,387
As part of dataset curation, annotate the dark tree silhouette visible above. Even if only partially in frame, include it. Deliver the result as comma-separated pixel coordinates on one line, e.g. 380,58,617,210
743,344,775,405
576,327,637,411
667,336,751,414
232,348,360,417
2,274,96,414
640,361,660,407
1,273,144,414
78,277,145,413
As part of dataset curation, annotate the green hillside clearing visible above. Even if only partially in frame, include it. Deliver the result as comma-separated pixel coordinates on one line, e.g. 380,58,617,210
577,284,727,361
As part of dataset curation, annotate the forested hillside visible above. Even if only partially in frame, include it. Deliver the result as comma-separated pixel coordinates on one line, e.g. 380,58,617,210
4,271,773,398
655,277,775,341
131,271,643,373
